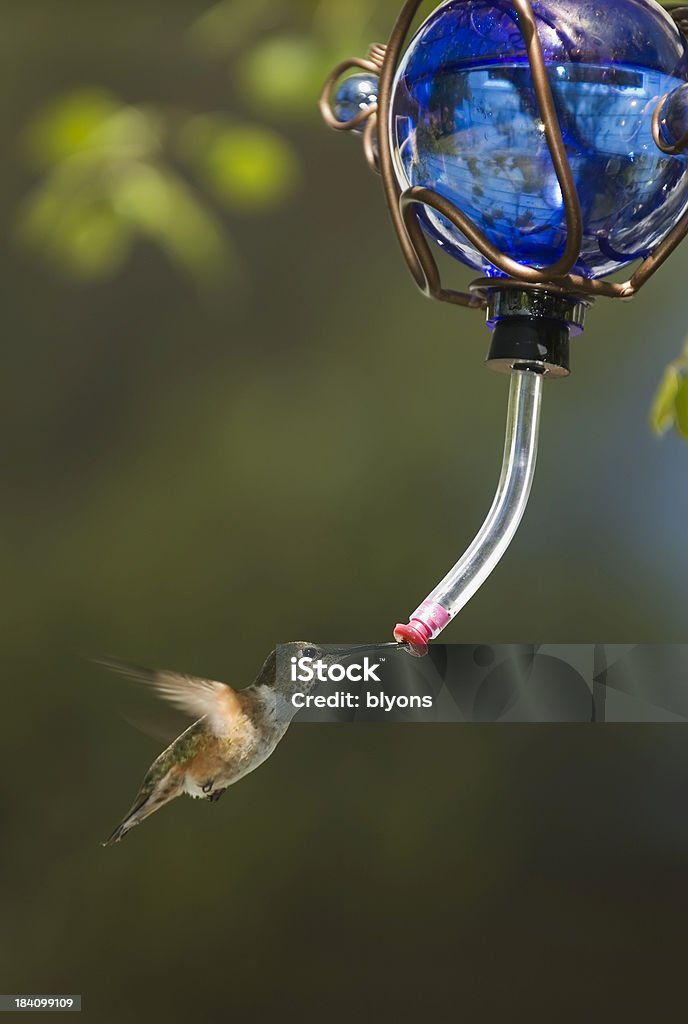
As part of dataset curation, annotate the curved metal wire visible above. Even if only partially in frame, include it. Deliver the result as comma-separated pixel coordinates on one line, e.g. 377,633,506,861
376,1,484,309
319,55,381,134
319,45,385,175
393,0,584,286
652,85,688,155
667,5,688,37
362,114,380,174
321,1,688,309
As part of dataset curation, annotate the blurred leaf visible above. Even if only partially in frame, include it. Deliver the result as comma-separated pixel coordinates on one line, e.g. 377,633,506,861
179,116,299,211
113,163,235,284
24,88,121,168
675,375,688,439
651,364,682,437
20,0,389,285
652,334,688,441
57,204,131,278
88,106,162,159
19,90,238,285
17,161,133,280
238,35,332,116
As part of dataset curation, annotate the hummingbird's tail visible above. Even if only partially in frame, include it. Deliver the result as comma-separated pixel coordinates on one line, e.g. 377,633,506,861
102,805,146,846
102,772,183,846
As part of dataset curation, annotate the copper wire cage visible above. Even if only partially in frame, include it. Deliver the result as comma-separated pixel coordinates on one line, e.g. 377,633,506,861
320,1,688,312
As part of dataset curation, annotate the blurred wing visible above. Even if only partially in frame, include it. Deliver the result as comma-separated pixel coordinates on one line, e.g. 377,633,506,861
96,658,242,736
119,705,190,745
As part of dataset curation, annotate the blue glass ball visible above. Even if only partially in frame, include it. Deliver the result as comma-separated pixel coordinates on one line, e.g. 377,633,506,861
334,73,379,130
390,0,688,278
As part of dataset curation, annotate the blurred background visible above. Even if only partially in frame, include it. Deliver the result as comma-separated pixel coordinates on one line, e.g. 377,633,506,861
3,0,688,1018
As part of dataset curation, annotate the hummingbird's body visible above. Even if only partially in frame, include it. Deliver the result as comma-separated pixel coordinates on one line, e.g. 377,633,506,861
101,657,291,845
101,641,398,845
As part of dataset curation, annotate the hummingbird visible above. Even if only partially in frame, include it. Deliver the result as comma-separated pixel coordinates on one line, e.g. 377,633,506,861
100,641,399,845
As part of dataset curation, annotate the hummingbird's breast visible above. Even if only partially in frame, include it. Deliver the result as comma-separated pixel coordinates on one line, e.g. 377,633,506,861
183,686,288,797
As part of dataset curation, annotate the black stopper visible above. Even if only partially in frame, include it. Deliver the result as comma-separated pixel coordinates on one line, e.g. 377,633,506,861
486,316,570,378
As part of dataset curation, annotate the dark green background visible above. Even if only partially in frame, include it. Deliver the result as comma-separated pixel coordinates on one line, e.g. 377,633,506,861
3,1,688,1019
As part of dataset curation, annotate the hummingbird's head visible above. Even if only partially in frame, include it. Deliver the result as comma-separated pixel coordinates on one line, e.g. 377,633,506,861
271,642,338,698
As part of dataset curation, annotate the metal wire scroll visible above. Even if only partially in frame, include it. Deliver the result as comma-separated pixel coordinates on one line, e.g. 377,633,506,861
321,1,688,311
319,44,385,175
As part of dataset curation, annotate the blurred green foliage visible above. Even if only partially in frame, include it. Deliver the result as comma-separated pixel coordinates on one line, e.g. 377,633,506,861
17,87,299,283
178,115,299,210
651,338,688,439
18,90,231,282
15,0,394,285
13,0,688,440
187,0,398,120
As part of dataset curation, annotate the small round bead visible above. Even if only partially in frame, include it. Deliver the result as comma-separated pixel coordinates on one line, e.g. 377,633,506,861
334,73,379,130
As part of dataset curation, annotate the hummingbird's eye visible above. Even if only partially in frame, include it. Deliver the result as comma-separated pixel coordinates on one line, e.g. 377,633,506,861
302,647,318,659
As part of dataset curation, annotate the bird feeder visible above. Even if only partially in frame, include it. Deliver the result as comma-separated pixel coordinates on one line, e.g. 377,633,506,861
320,0,688,653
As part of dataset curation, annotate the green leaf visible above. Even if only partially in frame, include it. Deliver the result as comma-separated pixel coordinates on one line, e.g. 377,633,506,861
675,375,688,440
112,163,235,284
17,186,132,279
650,365,682,436
24,89,121,169
25,91,162,175
238,36,330,116
179,117,300,211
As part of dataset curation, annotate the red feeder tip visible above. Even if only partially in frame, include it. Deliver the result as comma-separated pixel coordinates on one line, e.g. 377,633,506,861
394,622,429,657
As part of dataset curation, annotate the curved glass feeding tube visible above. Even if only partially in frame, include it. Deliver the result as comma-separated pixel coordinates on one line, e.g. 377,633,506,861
395,369,543,654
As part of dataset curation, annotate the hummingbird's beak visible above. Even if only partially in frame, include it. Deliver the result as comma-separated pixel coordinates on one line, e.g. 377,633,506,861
328,643,404,657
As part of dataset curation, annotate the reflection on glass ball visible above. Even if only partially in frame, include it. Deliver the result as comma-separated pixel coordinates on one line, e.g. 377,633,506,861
390,0,688,279
334,73,379,130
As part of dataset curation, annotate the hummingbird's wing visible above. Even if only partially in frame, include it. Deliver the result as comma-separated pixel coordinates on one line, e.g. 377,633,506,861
97,658,242,736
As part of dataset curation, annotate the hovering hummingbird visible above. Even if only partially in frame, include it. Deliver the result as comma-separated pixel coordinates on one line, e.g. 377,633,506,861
100,641,399,845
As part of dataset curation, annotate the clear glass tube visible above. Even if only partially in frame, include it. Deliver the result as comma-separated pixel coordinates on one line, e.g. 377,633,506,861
395,369,543,648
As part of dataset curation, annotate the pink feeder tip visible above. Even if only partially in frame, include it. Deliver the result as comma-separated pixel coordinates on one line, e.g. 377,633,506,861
394,622,430,657
394,603,451,657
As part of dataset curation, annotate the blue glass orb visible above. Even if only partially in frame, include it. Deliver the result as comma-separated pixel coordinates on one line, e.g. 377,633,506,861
390,0,688,278
335,73,379,130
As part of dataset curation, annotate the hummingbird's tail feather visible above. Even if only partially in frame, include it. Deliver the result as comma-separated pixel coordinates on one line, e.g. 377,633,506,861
102,771,184,846
102,792,173,846
102,816,140,847
102,793,153,846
